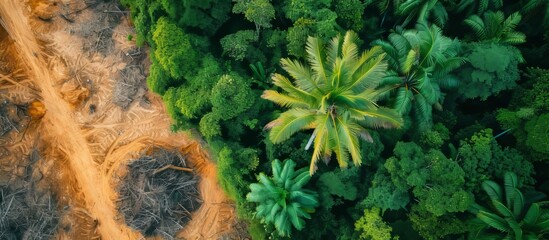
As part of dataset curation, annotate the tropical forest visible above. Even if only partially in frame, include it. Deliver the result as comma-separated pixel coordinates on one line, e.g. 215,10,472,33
0,0,548,239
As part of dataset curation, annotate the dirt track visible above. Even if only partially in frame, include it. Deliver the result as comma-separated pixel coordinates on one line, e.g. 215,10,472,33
0,0,237,239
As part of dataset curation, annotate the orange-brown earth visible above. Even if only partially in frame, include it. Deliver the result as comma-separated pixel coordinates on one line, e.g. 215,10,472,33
0,0,238,239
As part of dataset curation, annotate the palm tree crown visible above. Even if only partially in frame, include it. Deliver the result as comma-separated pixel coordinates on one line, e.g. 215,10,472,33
247,159,319,237
374,22,464,130
262,31,403,174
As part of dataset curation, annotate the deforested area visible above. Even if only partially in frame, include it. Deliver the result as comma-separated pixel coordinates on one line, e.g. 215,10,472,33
0,0,236,239
0,157,60,240
117,148,201,239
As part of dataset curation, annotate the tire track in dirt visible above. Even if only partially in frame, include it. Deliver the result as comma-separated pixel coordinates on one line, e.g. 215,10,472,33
0,0,135,238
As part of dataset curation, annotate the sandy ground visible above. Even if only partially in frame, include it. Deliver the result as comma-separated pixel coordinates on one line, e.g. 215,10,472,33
0,0,238,239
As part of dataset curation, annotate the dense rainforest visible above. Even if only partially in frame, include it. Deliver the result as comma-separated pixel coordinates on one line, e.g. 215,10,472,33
118,0,549,239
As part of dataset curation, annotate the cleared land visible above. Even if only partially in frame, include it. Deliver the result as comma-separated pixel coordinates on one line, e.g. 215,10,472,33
0,0,237,239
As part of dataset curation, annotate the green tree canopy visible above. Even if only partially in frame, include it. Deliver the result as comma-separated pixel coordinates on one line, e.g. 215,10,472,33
355,207,399,240
233,0,275,33
384,142,473,216
152,17,198,79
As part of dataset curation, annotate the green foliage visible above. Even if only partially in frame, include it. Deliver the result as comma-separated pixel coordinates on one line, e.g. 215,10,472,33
211,74,255,120
360,169,410,211
359,130,385,166
233,0,275,33
147,58,175,95
160,0,231,35
409,204,471,240
419,123,450,149
455,0,503,15
286,18,314,57
469,172,549,239
263,31,402,174
152,17,198,79
375,22,464,130
496,68,549,162
524,114,549,156
334,0,366,31
457,42,523,100
247,159,319,237
121,0,549,238
384,142,473,216
522,68,549,113
172,55,222,119
355,207,399,240
458,129,535,193
316,167,362,210
199,112,221,139
465,11,526,44
397,0,448,27
283,0,332,21
220,30,259,61
217,144,259,216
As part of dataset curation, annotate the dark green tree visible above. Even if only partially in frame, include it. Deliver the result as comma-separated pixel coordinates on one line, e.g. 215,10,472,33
384,142,473,216
457,129,535,193
457,42,523,100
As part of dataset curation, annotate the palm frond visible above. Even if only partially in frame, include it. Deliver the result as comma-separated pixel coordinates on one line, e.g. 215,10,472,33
352,107,403,128
336,119,363,166
262,90,310,108
306,36,329,82
271,73,317,104
478,211,509,232
483,180,504,203
348,54,388,93
309,114,330,174
280,58,320,93
523,204,541,226
395,87,413,114
268,108,317,143
504,172,519,206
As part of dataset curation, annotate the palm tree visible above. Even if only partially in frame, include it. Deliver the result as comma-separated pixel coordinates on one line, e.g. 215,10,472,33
397,0,448,27
247,159,319,237
373,22,464,130
372,0,448,27
455,0,503,15
464,11,526,45
469,172,549,239
262,31,403,174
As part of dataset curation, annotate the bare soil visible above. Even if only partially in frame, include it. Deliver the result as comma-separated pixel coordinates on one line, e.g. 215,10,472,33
0,0,237,239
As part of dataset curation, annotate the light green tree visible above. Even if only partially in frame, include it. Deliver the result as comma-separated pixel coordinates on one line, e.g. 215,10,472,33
355,207,399,240
262,31,403,174
233,0,275,34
